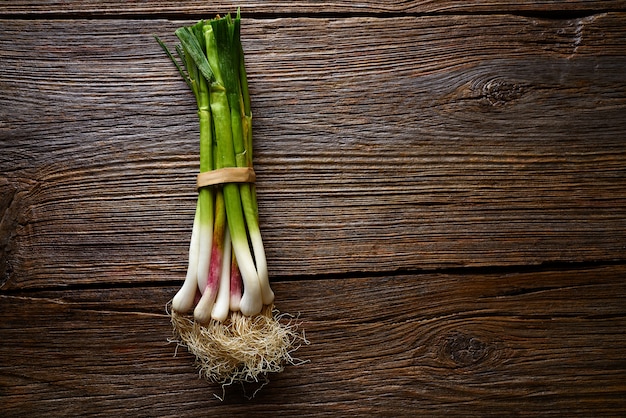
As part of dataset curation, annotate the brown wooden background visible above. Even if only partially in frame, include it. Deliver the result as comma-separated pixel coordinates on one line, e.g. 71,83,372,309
2,1,626,416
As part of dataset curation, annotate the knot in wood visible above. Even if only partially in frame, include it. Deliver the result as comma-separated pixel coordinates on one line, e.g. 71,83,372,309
482,78,524,106
443,331,490,367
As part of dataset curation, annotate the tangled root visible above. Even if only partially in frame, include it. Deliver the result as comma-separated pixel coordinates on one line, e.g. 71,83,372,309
169,304,305,386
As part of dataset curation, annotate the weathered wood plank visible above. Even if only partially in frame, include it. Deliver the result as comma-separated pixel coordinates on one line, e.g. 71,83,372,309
0,0,624,16
2,14,626,289
1,265,625,416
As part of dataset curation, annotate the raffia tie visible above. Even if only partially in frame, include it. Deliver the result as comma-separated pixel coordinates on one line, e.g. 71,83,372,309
197,167,256,189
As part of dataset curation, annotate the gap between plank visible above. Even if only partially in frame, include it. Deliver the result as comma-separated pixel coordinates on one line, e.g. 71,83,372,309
1,258,624,295
0,9,619,21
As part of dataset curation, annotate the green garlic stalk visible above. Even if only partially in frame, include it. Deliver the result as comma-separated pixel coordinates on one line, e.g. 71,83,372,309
156,11,303,388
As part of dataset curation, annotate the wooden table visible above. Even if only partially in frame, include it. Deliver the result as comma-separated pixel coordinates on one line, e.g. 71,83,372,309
2,1,625,416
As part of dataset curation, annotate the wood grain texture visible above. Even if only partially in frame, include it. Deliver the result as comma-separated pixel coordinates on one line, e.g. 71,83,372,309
1,1,625,16
1,3,626,415
1,265,625,416
2,14,626,289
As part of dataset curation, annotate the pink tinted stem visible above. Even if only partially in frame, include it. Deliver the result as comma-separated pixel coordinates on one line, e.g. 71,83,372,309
206,189,226,296
229,250,242,311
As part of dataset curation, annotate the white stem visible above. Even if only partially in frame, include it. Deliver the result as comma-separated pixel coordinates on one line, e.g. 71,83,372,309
250,230,274,305
172,204,200,313
233,239,262,316
194,288,215,324
230,278,241,312
211,227,232,322
192,203,214,323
